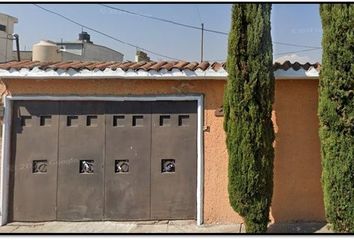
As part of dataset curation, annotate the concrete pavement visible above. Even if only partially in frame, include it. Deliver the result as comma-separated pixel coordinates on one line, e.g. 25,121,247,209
0,220,333,233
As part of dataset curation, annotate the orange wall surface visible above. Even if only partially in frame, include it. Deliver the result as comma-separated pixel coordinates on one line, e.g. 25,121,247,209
1,78,325,224
271,79,325,223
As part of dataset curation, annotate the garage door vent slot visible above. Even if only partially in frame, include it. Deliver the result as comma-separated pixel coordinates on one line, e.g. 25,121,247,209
40,115,52,126
21,116,32,127
178,115,190,126
113,115,124,127
67,115,78,127
115,160,129,173
79,160,94,174
132,115,144,127
86,115,98,127
161,159,175,173
32,160,48,174
159,115,171,126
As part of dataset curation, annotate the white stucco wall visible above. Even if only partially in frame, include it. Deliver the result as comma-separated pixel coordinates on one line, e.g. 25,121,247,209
0,13,18,63
58,42,123,62
82,43,123,61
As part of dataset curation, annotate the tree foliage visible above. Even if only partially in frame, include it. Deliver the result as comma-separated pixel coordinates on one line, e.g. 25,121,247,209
223,4,275,233
319,4,354,233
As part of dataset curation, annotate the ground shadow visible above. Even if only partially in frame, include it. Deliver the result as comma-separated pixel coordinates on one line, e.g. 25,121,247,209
267,222,329,233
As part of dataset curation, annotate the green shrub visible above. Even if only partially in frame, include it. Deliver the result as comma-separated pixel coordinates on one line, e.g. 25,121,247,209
319,4,354,233
223,4,275,233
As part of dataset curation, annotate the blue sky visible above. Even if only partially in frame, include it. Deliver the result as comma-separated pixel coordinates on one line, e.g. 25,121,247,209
0,3,323,63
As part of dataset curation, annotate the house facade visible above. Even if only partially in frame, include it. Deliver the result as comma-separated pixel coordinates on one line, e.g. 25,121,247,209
0,60,324,226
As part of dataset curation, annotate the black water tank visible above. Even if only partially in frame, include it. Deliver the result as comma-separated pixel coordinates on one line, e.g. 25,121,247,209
79,32,92,43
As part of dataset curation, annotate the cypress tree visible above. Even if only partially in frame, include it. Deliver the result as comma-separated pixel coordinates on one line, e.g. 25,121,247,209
319,4,354,233
223,4,275,233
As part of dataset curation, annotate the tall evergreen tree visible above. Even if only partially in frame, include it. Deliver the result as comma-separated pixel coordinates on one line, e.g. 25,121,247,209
319,4,354,233
223,4,275,233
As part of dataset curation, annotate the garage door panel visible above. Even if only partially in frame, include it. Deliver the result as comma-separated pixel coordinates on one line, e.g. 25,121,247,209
104,101,151,220
10,101,59,221
151,101,197,220
10,99,198,222
57,101,105,220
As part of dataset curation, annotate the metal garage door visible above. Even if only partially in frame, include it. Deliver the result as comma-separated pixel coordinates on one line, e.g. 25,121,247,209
57,101,105,220
9,100,197,222
151,101,197,220
9,101,59,221
104,101,151,220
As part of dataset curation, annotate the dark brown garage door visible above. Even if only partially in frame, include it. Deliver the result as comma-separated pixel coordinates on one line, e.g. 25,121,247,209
9,100,197,222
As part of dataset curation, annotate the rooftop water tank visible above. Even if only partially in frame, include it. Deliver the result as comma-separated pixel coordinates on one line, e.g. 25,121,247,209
32,40,61,62
78,31,92,43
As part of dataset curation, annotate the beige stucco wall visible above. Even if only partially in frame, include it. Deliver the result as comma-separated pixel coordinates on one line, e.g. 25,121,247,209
271,79,325,223
0,77,325,224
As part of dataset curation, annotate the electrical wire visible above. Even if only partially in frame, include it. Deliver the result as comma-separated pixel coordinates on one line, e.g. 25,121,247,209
33,4,181,61
100,4,228,36
33,4,322,62
273,42,321,49
274,48,322,56
100,4,322,50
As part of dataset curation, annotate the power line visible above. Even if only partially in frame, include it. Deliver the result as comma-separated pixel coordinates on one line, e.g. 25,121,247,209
206,46,323,61
33,4,323,62
100,4,322,50
273,42,321,49
274,48,322,56
100,4,228,36
33,4,181,61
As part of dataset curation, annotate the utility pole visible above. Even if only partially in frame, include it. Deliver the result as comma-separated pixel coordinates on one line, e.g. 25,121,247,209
201,23,204,62
13,34,20,61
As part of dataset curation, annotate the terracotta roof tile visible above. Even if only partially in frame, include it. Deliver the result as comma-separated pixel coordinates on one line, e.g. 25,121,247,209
37,61,62,69
48,61,76,70
137,61,157,71
115,61,134,71
107,62,124,71
160,61,178,71
0,60,321,73
0,60,34,70
66,61,98,70
149,61,168,71
128,61,148,70
184,62,199,71
172,61,189,70
211,62,224,71
196,61,210,71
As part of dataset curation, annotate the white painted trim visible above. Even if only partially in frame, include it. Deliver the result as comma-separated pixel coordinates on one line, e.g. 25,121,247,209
0,75,226,81
0,96,12,226
8,95,202,102
196,95,204,225
0,67,228,79
275,76,319,80
0,75,320,80
0,66,319,80
0,95,204,226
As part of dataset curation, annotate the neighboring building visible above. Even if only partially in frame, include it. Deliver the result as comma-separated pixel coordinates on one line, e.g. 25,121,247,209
0,13,18,63
11,51,32,61
0,60,324,226
56,32,124,62
135,50,150,62
11,32,125,62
